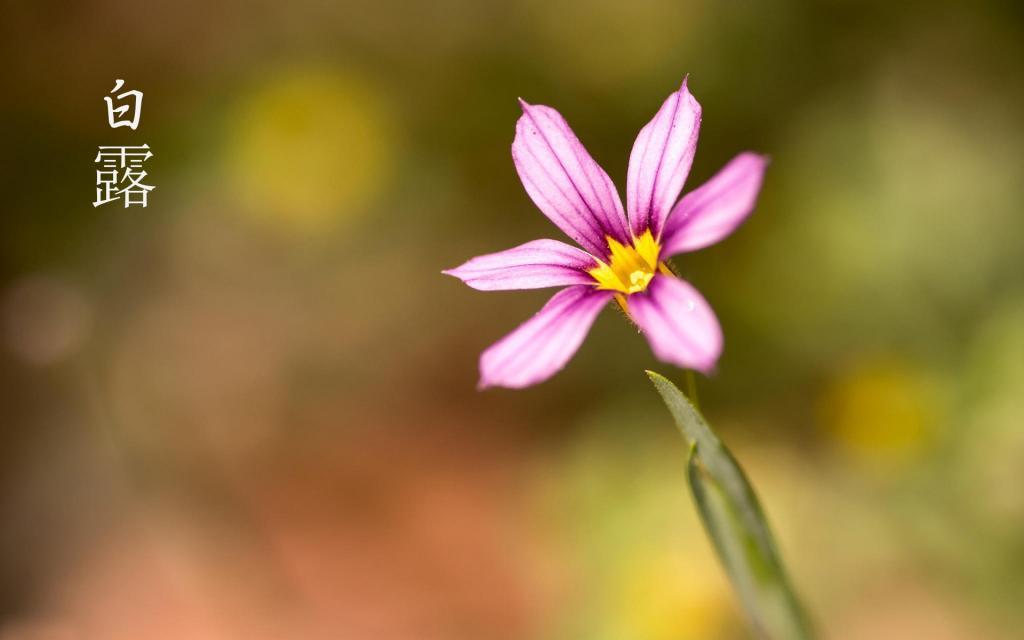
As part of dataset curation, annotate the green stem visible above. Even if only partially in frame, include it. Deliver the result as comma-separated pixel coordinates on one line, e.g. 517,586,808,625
648,370,814,640
684,369,700,410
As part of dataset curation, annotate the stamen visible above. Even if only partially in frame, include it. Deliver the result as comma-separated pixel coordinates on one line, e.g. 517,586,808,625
588,230,663,295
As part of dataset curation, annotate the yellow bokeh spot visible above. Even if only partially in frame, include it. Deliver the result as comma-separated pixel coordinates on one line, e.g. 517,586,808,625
614,550,731,640
224,66,393,234
819,356,941,466
590,230,663,294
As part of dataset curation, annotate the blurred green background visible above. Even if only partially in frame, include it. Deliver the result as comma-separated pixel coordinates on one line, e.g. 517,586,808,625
2,1,1024,638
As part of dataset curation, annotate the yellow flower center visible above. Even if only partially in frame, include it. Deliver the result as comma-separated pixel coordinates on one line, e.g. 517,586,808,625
589,229,666,294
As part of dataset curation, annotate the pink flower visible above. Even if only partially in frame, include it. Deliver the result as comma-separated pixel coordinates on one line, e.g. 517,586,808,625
445,78,767,389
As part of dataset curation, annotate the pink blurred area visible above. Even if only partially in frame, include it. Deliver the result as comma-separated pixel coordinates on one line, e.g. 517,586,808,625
26,427,550,640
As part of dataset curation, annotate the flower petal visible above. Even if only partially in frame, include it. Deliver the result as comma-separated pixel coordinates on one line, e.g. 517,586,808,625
627,274,722,373
479,285,613,389
627,78,702,238
513,100,630,257
661,152,767,256
443,239,598,290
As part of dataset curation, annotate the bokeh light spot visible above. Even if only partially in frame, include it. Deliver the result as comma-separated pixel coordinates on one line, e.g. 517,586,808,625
2,276,92,366
223,66,395,235
819,357,942,467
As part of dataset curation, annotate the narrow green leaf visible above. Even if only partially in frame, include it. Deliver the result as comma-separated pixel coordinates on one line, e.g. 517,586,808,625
647,370,814,640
